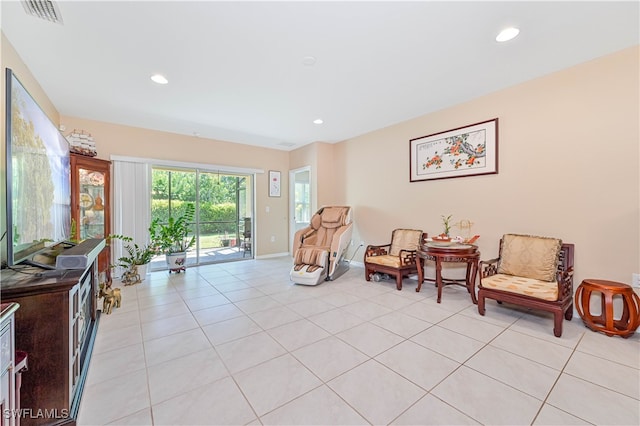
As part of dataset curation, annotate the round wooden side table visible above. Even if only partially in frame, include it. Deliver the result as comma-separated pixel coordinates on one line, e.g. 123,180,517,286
575,279,640,338
417,243,479,304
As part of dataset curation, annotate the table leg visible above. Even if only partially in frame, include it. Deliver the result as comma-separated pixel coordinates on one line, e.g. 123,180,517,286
468,259,478,304
415,257,424,292
436,258,443,303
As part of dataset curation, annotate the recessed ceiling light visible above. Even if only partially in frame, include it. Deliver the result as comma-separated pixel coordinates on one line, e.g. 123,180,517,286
150,74,168,84
313,118,324,124
302,56,317,66
496,27,520,42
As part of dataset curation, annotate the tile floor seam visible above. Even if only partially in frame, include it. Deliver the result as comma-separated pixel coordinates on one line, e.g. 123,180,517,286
145,348,228,405
196,320,261,422
254,382,325,423
376,345,466,394
560,370,640,402
530,331,587,425
574,346,640,370
458,323,565,406
133,289,148,405
215,335,290,376
254,335,383,423
539,399,597,425
388,392,482,426
409,324,488,364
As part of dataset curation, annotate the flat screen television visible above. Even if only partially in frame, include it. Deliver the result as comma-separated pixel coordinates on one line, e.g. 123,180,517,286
5,68,72,267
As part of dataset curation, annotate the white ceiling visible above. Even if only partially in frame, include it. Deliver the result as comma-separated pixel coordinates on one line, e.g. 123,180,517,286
2,1,638,151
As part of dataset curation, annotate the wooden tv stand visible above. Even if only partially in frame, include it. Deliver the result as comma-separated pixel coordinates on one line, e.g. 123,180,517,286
0,239,105,425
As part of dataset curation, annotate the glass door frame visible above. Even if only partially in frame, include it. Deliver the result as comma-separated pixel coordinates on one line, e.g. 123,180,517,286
149,166,255,270
289,166,313,254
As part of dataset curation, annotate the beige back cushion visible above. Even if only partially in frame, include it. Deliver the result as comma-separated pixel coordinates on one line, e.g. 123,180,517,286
497,234,562,282
389,229,423,256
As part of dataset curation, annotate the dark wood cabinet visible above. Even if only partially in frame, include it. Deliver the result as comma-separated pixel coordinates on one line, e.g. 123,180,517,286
70,154,111,284
0,239,104,426
1,303,19,426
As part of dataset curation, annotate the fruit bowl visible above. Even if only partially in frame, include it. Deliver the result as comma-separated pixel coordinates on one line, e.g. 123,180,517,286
430,235,454,246
432,235,451,243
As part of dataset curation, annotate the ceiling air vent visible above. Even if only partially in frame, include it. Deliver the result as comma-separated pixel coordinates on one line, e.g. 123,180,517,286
21,0,63,24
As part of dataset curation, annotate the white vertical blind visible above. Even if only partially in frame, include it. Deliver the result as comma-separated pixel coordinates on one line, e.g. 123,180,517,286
111,159,151,275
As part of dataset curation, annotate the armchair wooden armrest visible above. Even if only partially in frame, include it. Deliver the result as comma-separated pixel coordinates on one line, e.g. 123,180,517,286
398,249,418,266
365,243,390,257
557,265,574,301
480,257,500,278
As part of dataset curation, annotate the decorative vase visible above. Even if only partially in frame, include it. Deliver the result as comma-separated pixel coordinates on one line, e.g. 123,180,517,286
136,263,148,281
166,252,187,273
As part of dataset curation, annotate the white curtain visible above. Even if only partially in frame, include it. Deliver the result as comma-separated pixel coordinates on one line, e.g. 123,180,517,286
112,160,151,276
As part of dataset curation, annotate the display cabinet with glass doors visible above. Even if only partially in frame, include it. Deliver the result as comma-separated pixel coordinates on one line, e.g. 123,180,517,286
70,153,111,283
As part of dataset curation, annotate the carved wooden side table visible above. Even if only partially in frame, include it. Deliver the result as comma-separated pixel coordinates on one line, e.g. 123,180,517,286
417,243,479,304
575,279,640,338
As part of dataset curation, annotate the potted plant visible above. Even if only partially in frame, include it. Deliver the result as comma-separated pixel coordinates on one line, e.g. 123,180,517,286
441,214,453,237
149,203,196,273
107,234,155,283
221,231,230,247
433,214,454,243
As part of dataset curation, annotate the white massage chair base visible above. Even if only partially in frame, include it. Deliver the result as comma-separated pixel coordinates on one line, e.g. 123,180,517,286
291,258,350,286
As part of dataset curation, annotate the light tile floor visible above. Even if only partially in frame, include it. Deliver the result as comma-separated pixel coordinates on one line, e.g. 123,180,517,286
78,257,640,425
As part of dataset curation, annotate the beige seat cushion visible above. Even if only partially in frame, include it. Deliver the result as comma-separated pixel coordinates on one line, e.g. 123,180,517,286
365,254,403,268
497,234,562,282
481,273,559,301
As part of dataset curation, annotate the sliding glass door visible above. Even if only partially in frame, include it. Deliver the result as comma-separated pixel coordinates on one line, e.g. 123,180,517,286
150,166,253,270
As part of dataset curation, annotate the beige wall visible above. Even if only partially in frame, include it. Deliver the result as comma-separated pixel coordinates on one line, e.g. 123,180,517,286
332,46,639,286
290,141,342,213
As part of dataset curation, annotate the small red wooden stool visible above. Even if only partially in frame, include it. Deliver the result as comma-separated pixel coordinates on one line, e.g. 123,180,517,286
575,279,640,338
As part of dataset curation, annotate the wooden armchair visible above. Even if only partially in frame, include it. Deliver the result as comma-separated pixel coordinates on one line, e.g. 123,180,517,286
364,229,426,290
477,234,575,337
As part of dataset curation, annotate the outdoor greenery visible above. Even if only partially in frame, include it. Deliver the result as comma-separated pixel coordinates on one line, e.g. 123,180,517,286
151,200,237,234
151,170,243,204
149,203,197,254
150,169,244,235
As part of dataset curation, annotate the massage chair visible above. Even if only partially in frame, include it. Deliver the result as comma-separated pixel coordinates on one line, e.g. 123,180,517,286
290,206,353,285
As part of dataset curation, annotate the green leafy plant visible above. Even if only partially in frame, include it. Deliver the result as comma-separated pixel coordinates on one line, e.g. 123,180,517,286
441,214,453,236
107,234,156,268
149,203,196,254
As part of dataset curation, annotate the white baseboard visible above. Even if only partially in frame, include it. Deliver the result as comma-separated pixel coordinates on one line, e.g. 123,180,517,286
255,252,291,259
